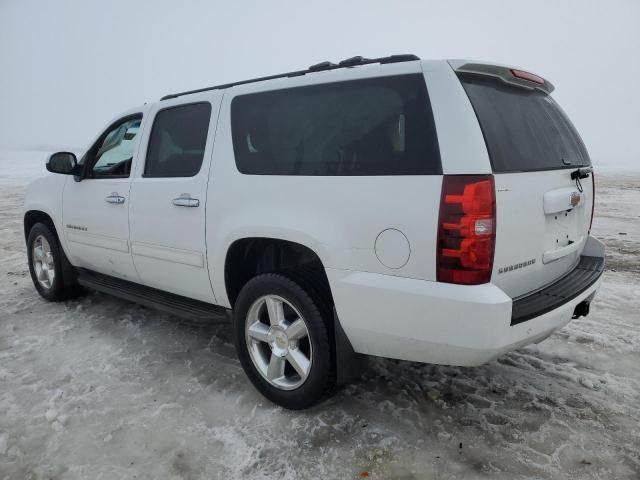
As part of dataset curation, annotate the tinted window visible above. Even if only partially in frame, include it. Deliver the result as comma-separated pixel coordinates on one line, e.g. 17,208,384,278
231,75,441,175
89,117,141,178
144,102,211,177
459,75,591,173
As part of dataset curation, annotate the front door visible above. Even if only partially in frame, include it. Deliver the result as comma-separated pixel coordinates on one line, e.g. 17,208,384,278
62,113,145,281
128,97,220,303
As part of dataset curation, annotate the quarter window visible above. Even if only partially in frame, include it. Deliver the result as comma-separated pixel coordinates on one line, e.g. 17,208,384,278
230,75,441,175
144,102,212,178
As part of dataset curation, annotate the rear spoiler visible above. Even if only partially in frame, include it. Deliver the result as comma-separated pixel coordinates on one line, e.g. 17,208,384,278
448,60,555,95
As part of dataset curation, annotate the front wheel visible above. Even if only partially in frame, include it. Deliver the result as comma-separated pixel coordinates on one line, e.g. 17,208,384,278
27,222,79,301
233,274,335,410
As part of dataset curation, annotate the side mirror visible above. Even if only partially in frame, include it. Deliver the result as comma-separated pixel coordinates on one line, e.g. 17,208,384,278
46,152,79,175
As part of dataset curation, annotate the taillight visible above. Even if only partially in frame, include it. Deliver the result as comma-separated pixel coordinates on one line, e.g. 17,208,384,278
437,175,496,285
589,171,596,232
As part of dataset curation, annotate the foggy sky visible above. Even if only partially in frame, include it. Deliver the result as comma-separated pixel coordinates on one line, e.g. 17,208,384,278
1,0,638,166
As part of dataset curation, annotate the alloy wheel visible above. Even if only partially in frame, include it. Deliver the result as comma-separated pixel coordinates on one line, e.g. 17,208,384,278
32,234,55,289
244,295,313,390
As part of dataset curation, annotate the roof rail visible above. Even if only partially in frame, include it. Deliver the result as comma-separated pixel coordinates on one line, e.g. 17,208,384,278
160,54,420,100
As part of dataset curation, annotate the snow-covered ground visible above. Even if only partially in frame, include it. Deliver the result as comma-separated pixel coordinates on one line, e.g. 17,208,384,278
0,151,638,479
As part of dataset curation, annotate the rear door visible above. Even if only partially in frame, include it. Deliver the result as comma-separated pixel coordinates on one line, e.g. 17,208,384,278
128,96,221,303
454,64,594,298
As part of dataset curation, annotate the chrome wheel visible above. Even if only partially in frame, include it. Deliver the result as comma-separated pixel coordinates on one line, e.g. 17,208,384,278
245,295,312,390
32,235,55,289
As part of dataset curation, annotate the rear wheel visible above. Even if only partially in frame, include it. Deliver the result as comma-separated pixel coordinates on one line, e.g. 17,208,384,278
233,273,335,409
27,222,80,301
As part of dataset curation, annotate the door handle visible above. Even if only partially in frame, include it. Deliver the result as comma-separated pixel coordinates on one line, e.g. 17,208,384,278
105,193,125,204
172,194,200,208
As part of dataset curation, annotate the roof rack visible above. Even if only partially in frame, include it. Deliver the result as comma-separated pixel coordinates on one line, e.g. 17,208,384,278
160,54,420,101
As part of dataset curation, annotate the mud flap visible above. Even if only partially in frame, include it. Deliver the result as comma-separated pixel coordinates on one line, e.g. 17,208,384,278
334,307,368,385
60,245,78,289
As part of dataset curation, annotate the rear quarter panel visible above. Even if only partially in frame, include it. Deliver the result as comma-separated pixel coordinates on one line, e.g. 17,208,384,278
206,62,451,307
421,60,492,175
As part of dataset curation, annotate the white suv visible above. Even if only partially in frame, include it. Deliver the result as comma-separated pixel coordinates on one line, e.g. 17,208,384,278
24,55,605,409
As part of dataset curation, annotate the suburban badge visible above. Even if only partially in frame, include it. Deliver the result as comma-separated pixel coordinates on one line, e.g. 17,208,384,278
498,258,536,274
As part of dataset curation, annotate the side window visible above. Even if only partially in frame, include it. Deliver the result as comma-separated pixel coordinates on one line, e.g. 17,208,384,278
89,117,142,178
144,102,212,178
230,74,441,175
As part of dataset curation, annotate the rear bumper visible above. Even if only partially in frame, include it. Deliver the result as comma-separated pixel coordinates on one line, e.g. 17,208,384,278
328,236,605,366
511,254,604,325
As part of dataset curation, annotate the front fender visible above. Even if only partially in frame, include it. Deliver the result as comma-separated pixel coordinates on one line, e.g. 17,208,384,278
23,175,69,253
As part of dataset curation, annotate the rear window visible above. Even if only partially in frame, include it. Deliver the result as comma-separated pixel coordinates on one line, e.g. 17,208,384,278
459,75,591,173
230,74,441,175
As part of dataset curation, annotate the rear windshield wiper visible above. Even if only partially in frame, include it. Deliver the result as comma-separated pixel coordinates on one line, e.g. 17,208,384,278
571,166,592,192
570,167,592,180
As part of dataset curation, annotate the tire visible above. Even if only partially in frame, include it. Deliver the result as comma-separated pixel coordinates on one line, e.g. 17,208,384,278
27,222,80,301
233,273,335,410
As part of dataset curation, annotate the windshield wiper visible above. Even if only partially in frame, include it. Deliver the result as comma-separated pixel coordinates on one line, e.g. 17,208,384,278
571,166,592,192
570,167,592,180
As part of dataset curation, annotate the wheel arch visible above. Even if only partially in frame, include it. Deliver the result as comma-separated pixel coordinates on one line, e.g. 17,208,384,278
24,210,59,242
223,236,333,310
224,236,367,385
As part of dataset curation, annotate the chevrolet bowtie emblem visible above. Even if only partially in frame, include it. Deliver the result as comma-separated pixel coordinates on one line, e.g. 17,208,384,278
570,191,581,208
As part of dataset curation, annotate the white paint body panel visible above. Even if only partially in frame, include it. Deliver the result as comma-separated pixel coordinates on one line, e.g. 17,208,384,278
59,106,149,281
492,171,593,298
421,60,492,175
24,174,68,252
63,176,139,280
207,60,443,308
128,92,222,303
327,265,602,365
23,58,604,368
